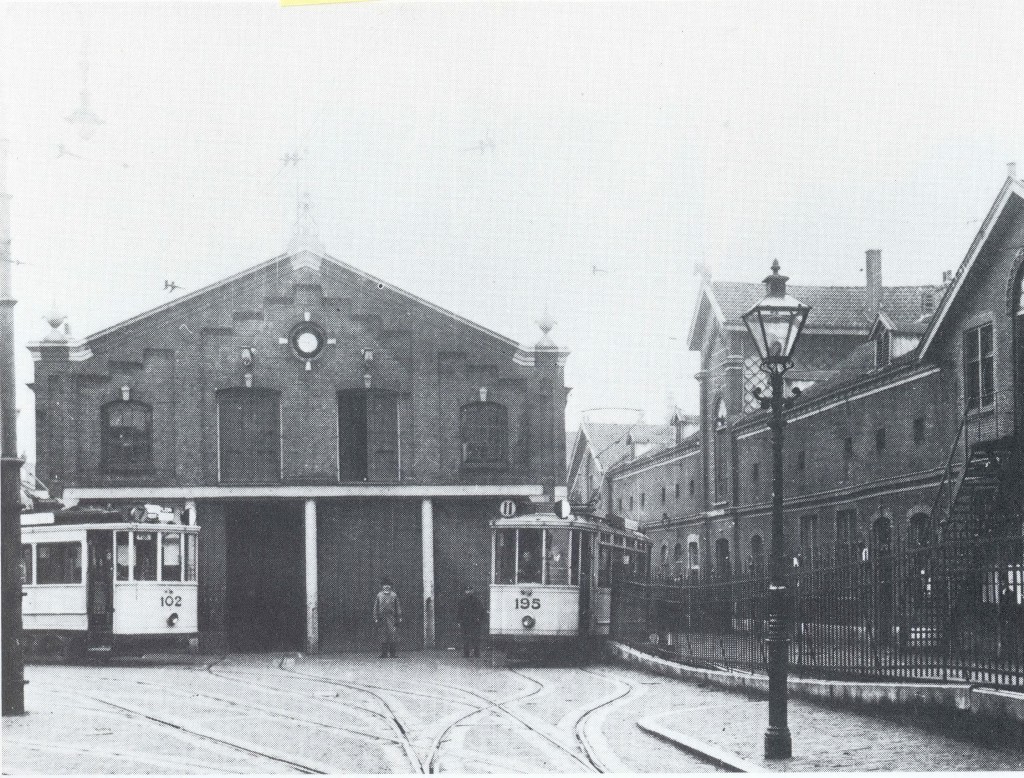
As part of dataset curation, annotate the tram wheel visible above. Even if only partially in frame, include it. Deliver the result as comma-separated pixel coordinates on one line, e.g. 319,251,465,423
40,633,81,663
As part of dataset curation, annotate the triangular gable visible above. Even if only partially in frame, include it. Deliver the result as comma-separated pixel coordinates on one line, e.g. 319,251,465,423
80,250,524,353
686,282,726,352
868,311,895,340
919,177,1024,359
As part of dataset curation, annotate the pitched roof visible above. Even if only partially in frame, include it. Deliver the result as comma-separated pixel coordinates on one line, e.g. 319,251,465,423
581,422,675,472
920,176,1024,358
709,281,937,332
74,250,528,355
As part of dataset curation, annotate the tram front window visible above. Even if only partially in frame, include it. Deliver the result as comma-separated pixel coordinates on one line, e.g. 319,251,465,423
185,534,197,582
545,529,571,585
496,529,516,584
116,532,130,580
598,546,613,587
161,533,182,582
21,545,33,585
518,529,543,583
134,532,158,581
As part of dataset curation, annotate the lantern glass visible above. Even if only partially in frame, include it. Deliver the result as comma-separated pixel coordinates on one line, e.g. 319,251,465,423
741,263,810,365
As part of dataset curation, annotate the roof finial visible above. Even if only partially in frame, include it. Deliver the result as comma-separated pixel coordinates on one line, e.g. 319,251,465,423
288,190,325,255
66,22,103,140
536,307,557,349
43,301,69,342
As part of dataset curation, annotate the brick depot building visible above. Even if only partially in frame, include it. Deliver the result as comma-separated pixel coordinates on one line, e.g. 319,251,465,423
29,237,568,653
572,172,1024,580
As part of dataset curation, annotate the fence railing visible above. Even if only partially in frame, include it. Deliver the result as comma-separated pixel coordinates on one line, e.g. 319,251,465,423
613,532,1024,690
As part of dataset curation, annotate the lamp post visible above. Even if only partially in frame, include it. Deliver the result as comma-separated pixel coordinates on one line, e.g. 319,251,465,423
741,260,810,760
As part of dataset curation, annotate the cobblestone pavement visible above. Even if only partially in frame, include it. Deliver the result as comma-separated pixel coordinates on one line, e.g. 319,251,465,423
3,651,1022,773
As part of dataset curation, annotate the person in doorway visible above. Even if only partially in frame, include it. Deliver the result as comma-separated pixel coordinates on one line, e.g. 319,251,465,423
457,585,486,658
373,578,403,658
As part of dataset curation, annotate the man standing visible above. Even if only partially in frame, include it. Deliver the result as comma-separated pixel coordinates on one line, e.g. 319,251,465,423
373,578,403,658
457,584,486,658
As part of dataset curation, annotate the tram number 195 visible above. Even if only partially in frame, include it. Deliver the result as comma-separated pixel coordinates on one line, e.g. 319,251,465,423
514,597,541,610
161,595,182,607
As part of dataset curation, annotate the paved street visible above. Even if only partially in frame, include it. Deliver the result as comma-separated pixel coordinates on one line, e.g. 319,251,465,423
3,651,1022,774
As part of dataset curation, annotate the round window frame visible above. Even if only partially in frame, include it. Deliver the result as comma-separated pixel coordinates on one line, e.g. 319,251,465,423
289,321,327,361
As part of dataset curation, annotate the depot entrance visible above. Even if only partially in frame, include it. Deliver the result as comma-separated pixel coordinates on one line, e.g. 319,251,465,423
225,502,305,652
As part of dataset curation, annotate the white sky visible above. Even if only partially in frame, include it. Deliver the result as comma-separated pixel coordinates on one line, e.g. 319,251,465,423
3,1,1023,464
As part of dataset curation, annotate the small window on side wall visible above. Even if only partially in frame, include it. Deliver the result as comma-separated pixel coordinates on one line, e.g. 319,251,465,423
461,402,508,467
102,401,153,473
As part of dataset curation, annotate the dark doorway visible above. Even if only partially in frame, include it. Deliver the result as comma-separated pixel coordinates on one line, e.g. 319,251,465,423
225,502,305,652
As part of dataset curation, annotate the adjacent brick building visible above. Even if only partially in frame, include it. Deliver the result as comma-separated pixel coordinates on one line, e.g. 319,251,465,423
29,227,568,652
571,171,1024,582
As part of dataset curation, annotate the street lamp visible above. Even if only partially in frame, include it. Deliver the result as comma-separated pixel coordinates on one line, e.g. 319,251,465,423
741,260,810,760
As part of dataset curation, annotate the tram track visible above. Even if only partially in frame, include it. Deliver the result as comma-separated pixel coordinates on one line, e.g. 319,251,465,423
274,658,428,773
35,682,336,774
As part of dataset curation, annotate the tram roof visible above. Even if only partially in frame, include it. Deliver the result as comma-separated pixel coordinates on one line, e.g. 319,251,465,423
22,522,198,534
491,513,602,531
490,513,650,544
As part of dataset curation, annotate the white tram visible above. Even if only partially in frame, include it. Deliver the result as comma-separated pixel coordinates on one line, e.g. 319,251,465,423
21,507,199,660
489,511,650,654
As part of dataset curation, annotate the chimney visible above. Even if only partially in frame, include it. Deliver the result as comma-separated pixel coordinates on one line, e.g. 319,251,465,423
1009,162,1018,181
865,249,882,321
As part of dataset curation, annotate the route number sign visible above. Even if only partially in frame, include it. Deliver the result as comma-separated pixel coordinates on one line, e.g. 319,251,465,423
499,499,517,517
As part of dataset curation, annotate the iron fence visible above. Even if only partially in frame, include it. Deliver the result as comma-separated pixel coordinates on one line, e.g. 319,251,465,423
613,532,1024,690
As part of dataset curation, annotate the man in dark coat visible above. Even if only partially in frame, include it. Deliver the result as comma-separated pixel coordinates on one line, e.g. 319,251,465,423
457,585,486,658
373,578,403,658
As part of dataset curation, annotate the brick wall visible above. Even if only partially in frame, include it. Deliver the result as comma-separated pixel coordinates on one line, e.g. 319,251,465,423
31,255,565,491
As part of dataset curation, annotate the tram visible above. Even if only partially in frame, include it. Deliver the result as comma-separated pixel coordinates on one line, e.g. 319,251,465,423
489,507,650,657
21,505,199,660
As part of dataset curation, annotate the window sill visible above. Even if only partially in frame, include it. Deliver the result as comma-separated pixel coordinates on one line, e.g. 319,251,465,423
965,405,995,420
460,462,510,472
102,468,155,477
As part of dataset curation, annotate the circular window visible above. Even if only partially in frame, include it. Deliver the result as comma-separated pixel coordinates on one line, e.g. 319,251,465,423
289,322,326,360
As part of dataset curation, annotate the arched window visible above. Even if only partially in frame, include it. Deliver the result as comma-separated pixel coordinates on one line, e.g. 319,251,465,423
673,542,683,562
461,402,508,467
101,401,152,473
660,544,668,565
218,388,280,484
715,538,731,579
872,515,893,557
750,535,764,575
713,398,729,503
909,513,931,547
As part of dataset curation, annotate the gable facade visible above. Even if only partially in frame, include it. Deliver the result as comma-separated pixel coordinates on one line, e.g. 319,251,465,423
29,250,568,653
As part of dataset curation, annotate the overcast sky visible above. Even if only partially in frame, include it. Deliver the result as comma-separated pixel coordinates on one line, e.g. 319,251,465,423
3,1,1023,463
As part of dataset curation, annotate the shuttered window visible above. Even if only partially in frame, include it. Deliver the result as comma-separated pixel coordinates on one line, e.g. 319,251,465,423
101,401,152,473
460,402,508,467
339,389,399,481
218,388,281,484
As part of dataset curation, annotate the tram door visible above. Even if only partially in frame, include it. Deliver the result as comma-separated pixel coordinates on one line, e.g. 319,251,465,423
578,532,592,634
87,531,114,636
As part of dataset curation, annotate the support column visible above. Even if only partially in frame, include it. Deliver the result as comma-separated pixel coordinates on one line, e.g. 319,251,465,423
304,499,318,654
185,499,197,526
421,498,435,648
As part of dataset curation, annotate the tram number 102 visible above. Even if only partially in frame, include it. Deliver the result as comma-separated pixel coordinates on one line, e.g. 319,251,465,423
514,597,541,610
161,595,183,607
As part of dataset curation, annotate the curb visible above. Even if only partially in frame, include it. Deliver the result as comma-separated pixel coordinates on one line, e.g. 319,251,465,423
608,641,1024,724
637,717,760,772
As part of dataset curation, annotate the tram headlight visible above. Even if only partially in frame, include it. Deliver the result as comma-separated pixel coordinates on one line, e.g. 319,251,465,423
522,615,535,629
167,612,179,627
